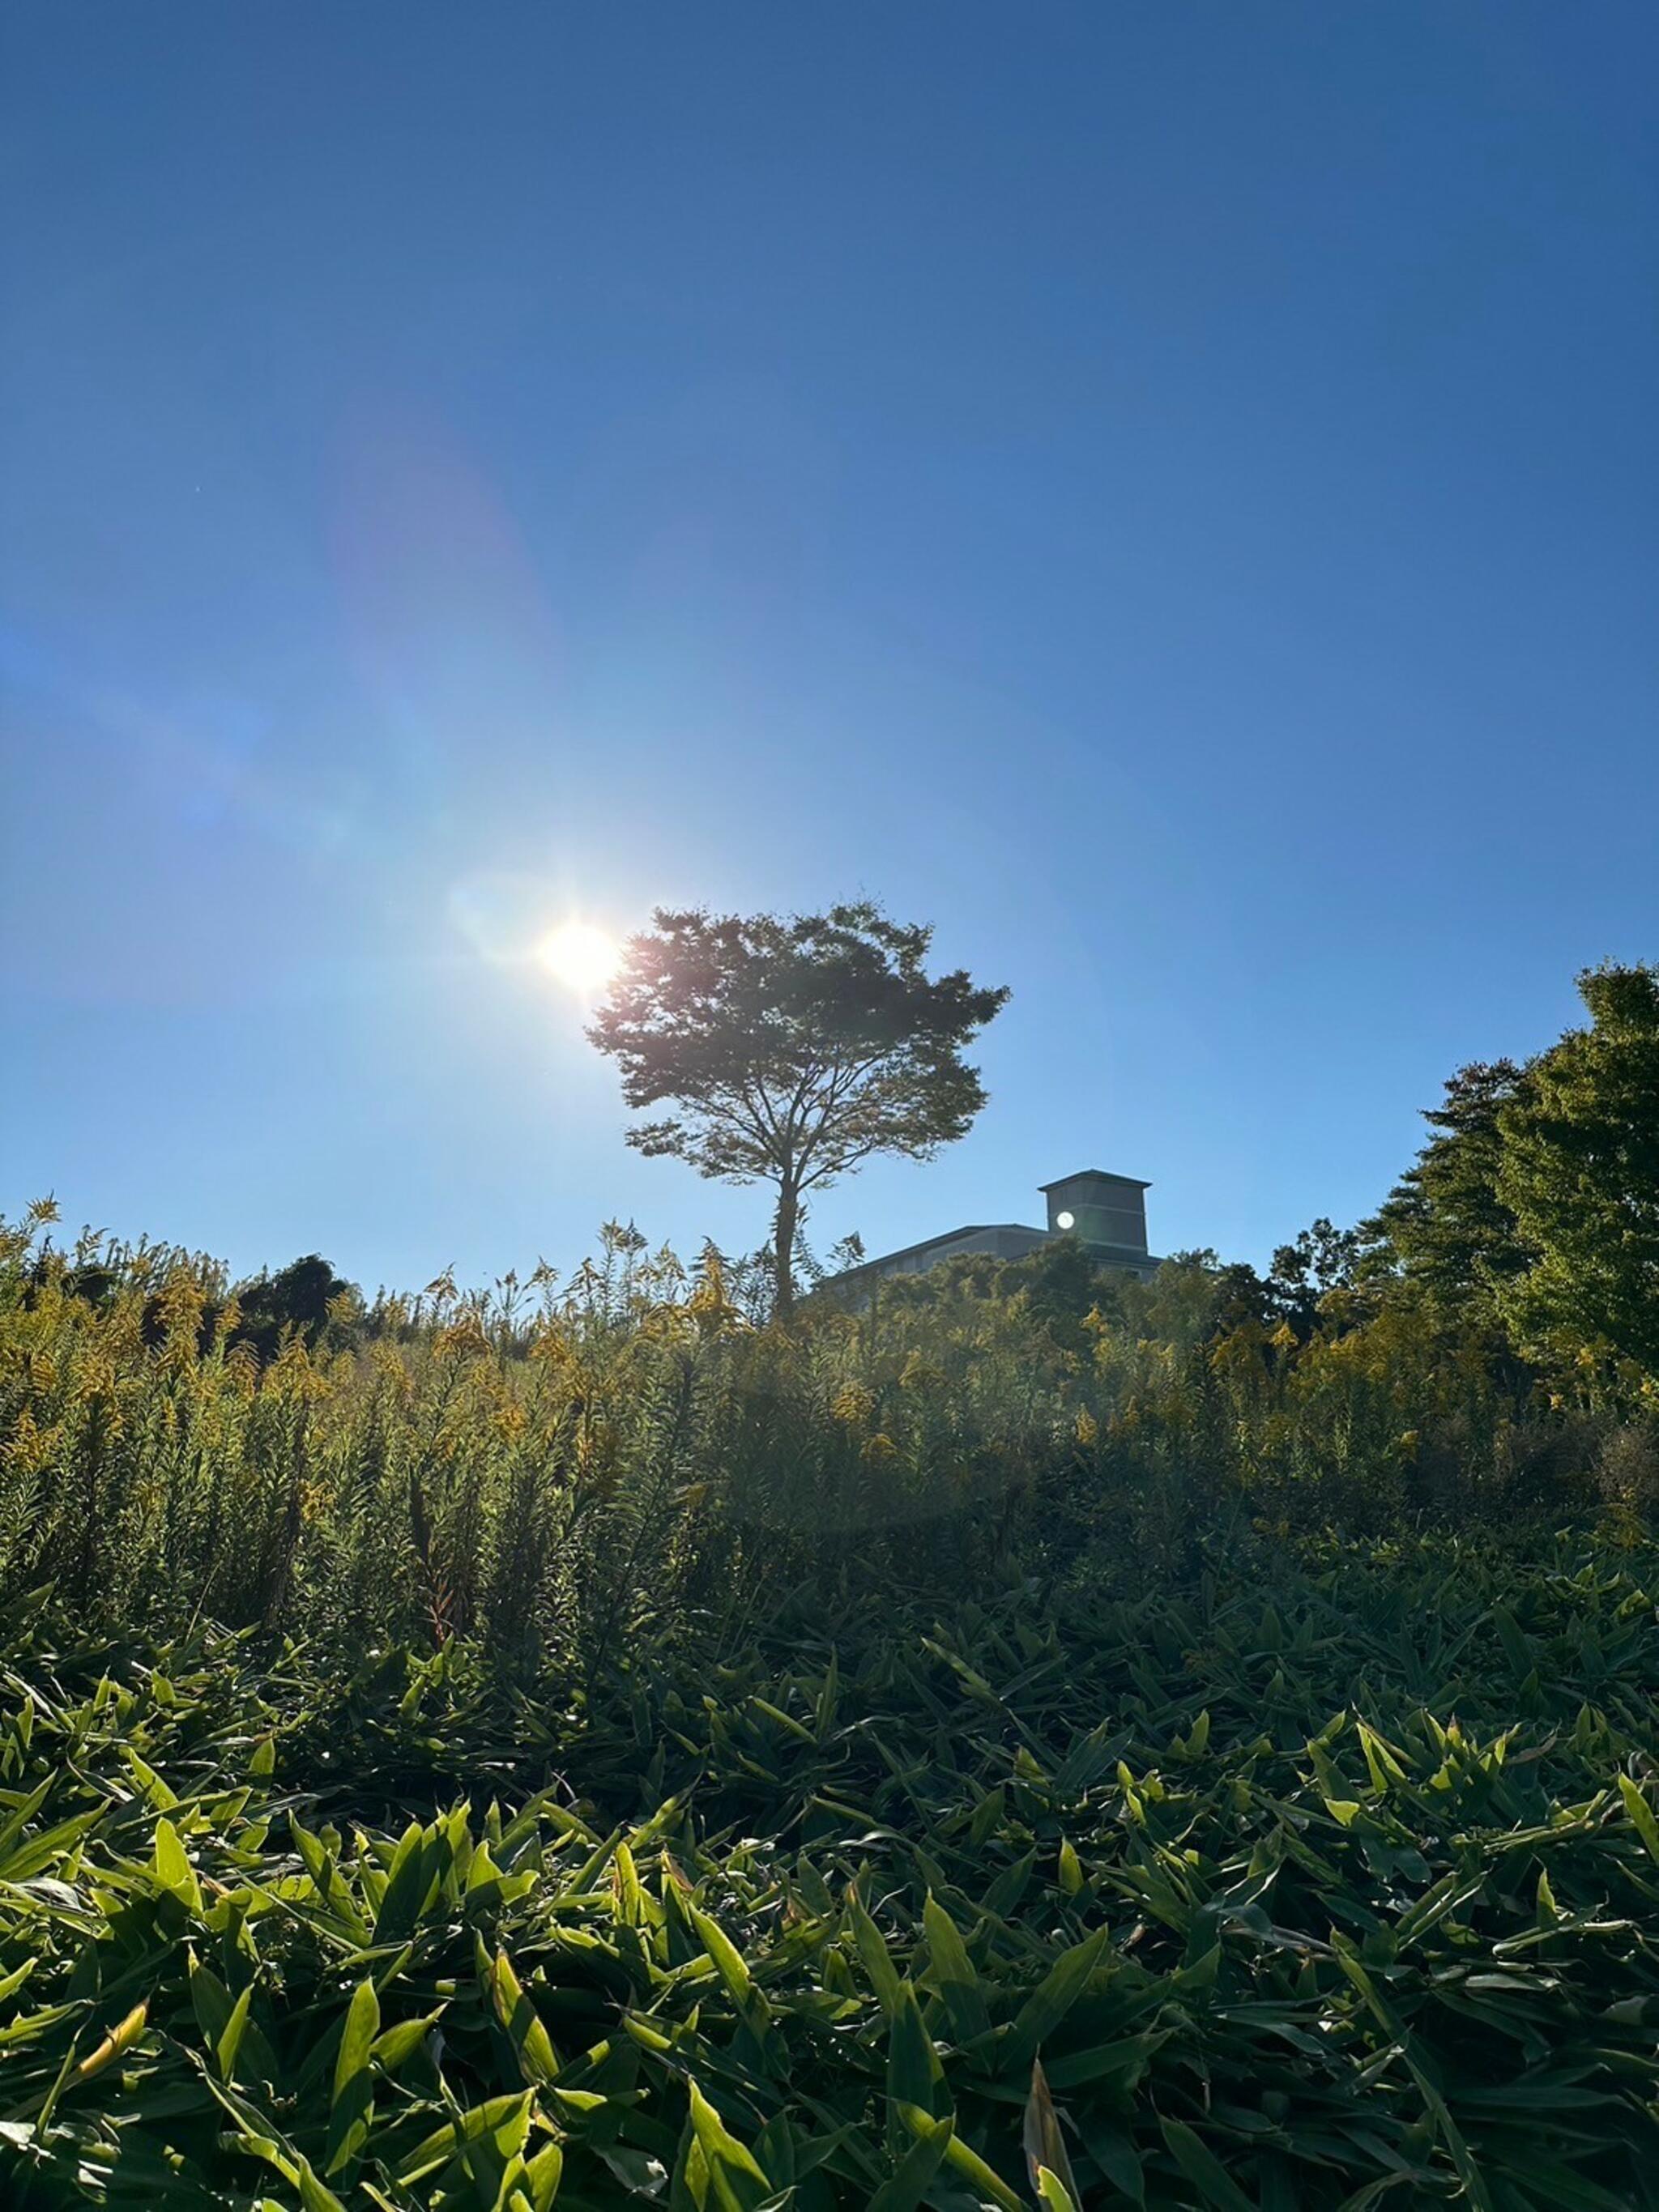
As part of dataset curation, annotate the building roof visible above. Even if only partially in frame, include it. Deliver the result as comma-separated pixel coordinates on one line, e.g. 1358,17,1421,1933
1038,1170,1152,1191
831,1222,1042,1277
831,1222,1164,1286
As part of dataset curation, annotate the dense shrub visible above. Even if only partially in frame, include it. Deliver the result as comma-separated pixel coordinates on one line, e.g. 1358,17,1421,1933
3,1203,1653,1685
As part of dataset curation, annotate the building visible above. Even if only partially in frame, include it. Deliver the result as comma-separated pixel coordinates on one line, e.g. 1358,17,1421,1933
827,1168,1162,1296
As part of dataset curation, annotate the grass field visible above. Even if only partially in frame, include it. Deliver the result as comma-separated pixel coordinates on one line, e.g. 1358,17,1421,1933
5,1531,1659,2210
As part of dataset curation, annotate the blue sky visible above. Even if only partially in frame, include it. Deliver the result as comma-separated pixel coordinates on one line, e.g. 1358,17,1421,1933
2,2,1655,1292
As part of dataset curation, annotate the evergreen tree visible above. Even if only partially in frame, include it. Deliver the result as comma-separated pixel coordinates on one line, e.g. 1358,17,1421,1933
1367,1059,1533,1330
1495,964,1659,1380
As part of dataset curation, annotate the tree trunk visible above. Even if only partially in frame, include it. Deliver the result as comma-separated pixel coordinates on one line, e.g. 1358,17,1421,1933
772,1178,800,1321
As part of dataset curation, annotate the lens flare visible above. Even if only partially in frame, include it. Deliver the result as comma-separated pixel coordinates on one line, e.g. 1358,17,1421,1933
537,920,621,994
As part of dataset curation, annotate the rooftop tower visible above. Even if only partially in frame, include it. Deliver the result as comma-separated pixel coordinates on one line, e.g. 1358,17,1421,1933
1038,1170,1151,1265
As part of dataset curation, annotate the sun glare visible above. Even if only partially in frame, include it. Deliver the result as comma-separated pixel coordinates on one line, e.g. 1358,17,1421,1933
537,919,621,995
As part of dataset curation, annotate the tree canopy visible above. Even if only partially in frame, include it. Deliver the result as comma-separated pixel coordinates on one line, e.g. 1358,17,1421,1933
1369,964,1659,1390
1367,1059,1532,1333
1495,963,1659,1379
588,902,1009,1316
232,1254,357,1361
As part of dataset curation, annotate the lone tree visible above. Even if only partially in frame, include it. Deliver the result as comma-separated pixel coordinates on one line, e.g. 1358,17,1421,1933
588,903,1009,1318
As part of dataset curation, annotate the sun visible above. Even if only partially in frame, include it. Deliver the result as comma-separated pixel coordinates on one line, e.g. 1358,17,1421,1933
536,919,621,994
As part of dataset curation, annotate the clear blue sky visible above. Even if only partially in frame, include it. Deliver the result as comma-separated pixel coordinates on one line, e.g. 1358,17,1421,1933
2,3,1655,1292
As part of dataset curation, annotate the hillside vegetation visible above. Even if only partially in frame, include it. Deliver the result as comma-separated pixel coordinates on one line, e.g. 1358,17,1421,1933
2,964,1657,2207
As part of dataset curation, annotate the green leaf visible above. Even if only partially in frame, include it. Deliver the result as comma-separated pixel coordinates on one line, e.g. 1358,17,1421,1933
847,1881,903,2013
1158,2117,1255,2212
372,2007,445,2073
1022,2059,1081,2209
692,1906,755,2009
0,1777,52,1871
188,1954,233,2045
485,1937,561,2085
868,2113,953,2212
395,2093,536,2188
1492,1605,1533,1678
234,2128,348,2212
202,2078,349,2212
0,1958,35,2003
687,2078,773,2212
152,1815,203,1913
186,1953,267,2084
124,1747,179,1810
1056,1837,1084,1896
923,2116,1025,2212
372,1818,434,1944
331,1975,379,2101
525,2140,565,2210
922,1892,992,2044
324,1976,379,2175
218,1984,256,2083
887,1984,947,2122
1333,1936,1494,2212
1618,1773,1659,1861
1010,1924,1111,2061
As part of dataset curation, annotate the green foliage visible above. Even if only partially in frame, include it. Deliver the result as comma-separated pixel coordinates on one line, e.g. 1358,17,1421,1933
1368,963,1659,1397
586,903,1009,1315
1368,1059,1532,1333
3,1191,1653,1666
1495,963,1659,1381
6,1535,1659,2205
229,1255,360,1363
6,943,1659,2201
